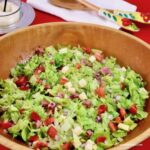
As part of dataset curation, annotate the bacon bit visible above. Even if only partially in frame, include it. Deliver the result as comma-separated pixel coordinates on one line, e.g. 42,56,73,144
129,104,137,115
109,121,117,132
19,108,25,114
44,117,55,126
120,82,126,90
34,141,48,149
35,47,44,55
15,75,28,87
86,129,93,138
59,77,68,85
57,92,65,98
47,126,57,139
95,87,105,98
19,84,30,91
98,104,107,115
48,102,56,110
82,100,92,108
41,100,49,108
28,135,38,142
75,63,81,69
94,51,104,62
44,83,51,90
0,121,13,129
83,47,92,54
70,93,79,99
119,108,127,119
100,67,111,75
62,142,73,150
30,112,41,122
36,77,43,84
96,136,106,144
35,120,42,128
34,64,45,75
114,116,122,124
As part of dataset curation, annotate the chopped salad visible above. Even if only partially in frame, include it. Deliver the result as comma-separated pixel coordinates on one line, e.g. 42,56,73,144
0,45,149,150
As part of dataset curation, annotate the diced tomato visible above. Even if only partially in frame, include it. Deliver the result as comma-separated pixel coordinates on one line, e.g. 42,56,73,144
75,63,81,69
95,87,105,98
96,136,106,144
30,112,41,122
98,104,107,115
0,121,13,129
94,52,104,62
28,135,38,142
62,142,73,150
19,84,30,91
34,141,48,149
15,75,28,87
59,77,68,85
44,117,55,126
47,126,57,139
83,47,92,54
109,121,117,132
129,104,137,115
119,108,127,119
34,64,45,75
114,116,122,124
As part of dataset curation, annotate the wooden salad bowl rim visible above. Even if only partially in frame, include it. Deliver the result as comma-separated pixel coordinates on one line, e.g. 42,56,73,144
0,22,150,150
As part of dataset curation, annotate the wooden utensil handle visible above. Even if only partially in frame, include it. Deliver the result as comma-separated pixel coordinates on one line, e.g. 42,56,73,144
76,0,99,11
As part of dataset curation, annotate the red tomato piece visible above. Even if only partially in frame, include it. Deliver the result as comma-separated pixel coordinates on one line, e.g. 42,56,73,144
28,135,38,142
96,136,106,144
0,121,13,129
30,112,41,122
19,84,30,91
47,126,57,139
98,104,107,115
34,64,45,75
83,47,92,54
34,141,48,149
109,121,117,132
75,63,81,69
62,142,73,150
44,117,55,126
59,77,68,85
15,75,28,86
129,104,137,115
119,108,127,119
95,87,105,98
114,116,122,124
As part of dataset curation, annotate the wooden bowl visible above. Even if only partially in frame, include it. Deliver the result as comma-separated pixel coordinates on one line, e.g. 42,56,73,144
0,23,150,150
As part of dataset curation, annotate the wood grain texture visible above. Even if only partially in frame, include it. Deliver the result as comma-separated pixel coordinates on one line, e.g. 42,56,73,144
50,0,88,10
0,22,150,150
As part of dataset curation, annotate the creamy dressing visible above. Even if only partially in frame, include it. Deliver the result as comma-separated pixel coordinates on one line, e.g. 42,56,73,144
0,1,20,27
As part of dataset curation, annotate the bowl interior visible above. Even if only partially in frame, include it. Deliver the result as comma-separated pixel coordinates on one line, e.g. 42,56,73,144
0,23,150,150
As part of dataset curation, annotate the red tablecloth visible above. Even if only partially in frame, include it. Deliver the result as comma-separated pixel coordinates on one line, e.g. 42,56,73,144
0,0,150,149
